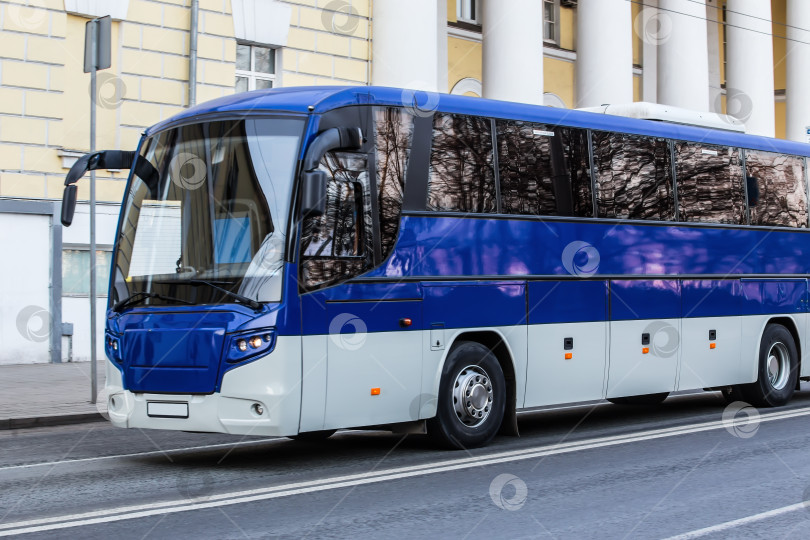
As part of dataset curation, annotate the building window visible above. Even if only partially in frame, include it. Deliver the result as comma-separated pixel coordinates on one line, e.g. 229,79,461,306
544,0,560,45
62,249,112,296
235,43,275,92
457,0,479,25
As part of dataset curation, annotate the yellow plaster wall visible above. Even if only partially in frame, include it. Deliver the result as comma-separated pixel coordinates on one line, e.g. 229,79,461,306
772,0,786,90
560,5,574,51
544,57,573,108
631,0,642,66
448,35,481,95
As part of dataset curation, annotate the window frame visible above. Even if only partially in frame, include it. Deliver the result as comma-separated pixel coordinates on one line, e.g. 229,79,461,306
62,246,114,298
456,0,479,25
543,0,561,46
235,43,276,92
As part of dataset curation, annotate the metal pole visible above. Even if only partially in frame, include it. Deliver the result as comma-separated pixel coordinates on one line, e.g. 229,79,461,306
89,19,98,405
189,0,199,107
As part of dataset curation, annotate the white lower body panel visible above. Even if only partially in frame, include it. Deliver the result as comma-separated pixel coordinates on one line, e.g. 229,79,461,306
105,335,302,437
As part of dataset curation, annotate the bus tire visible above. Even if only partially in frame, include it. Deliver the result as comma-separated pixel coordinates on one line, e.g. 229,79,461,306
428,341,506,450
607,392,669,406
288,429,336,442
740,324,798,407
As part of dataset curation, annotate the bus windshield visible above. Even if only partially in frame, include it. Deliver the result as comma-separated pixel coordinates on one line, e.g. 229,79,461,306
110,117,305,309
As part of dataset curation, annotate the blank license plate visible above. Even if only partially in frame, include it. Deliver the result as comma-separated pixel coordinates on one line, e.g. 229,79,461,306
147,402,189,418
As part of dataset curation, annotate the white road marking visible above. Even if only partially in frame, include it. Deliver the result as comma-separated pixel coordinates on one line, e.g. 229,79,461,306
1,406,810,536
0,438,282,471
663,502,807,539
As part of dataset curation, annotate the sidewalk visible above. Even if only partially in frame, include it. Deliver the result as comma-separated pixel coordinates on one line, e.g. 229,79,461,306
0,361,107,429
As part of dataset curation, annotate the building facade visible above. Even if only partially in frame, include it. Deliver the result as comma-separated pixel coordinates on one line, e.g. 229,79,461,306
0,0,807,364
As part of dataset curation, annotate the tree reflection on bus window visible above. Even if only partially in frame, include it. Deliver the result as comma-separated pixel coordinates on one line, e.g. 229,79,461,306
745,150,807,228
301,152,372,290
593,132,675,221
675,143,746,225
375,107,414,259
496,120,593,217
428,113,496,213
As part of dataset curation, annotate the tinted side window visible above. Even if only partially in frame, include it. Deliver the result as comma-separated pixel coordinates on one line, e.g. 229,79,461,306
301,152,372,290
675,143,745,224
594,132,674,221
427,113,496,213
374,107,414,259
746,150,807,228
496,121,593,217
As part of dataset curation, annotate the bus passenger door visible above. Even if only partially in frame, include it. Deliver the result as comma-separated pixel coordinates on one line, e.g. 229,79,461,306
300,285,423,432
324,285,422,430
607,280,680,398
524,281,609,407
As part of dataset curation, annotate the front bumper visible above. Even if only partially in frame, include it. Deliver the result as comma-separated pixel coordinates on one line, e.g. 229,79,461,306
104,335,302,437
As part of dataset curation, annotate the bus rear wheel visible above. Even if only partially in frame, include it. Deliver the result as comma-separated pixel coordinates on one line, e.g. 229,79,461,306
607,393,669,406
428,341,506,450
740,324,798,407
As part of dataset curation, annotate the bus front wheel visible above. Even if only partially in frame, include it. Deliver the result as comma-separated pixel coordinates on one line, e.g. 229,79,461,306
428,341,506,450
740,324,798,407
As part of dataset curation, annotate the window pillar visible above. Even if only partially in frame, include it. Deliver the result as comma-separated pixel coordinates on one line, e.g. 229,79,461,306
481,0,544,105
725,0,775,137
656,0,710,111
786,0,810,142
575,0,633,108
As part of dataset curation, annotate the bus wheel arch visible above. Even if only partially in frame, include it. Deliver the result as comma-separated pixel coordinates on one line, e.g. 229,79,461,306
447,330,519,437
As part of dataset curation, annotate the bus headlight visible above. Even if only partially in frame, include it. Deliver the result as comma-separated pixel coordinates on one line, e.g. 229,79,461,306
226,328,276,363
105,332,123,363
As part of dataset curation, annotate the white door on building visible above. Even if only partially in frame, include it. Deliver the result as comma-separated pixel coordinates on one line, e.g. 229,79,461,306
0,212,52,364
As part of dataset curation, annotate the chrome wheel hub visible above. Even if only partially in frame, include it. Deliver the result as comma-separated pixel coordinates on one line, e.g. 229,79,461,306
452,365,494,428
767,341,790,391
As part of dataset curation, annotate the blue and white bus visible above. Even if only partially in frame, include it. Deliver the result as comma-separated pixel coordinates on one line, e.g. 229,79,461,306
61,86,810,449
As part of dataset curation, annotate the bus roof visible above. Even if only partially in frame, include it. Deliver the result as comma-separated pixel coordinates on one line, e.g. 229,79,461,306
149,86,810,157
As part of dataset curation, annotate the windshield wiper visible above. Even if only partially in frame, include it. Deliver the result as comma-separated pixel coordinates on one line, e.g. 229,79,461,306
113,291,194,312
182,279,262,311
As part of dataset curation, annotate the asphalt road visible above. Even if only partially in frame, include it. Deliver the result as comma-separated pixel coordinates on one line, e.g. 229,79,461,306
3,388,810,539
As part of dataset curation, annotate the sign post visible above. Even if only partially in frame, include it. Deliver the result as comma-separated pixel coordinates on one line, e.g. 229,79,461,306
83,16,111,404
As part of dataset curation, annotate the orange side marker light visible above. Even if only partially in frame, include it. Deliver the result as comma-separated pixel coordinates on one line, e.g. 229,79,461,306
371,388,381,396
642,347,650,354
564,353,573,360
710,343,716,349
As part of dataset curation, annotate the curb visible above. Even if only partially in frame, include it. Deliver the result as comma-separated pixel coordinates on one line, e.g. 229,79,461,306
0,412,105,430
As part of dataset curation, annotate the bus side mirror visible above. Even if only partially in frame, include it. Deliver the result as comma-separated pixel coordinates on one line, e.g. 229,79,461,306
61,184,78,226
300,170,327,218
299,126,363,220
59,150,159,227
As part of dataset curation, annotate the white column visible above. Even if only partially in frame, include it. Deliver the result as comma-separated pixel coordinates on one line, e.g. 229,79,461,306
725,0,775,137
576,0,633,108
786,0,810,142
371,0,440,91
656,0,709,111
481,0,543,105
